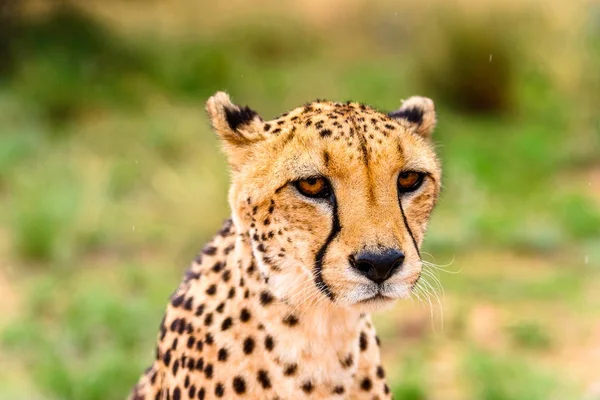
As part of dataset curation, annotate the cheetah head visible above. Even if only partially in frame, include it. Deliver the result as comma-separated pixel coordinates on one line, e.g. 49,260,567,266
206,92,441,312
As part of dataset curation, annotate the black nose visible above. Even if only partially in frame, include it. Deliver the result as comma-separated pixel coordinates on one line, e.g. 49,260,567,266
351,249,405,284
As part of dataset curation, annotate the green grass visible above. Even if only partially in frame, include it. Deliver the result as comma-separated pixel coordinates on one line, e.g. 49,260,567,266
466,349,561,400
391,355,428,400
0,3,599,399
507,321,552,350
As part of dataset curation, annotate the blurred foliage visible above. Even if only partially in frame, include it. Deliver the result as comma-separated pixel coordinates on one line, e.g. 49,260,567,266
0,1,599,399
416,13,516,114
466,350,558,400
507,321,552,350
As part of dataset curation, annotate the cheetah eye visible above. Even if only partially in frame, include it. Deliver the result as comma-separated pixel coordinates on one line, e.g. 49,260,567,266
397,171,425,193
294,177,332,199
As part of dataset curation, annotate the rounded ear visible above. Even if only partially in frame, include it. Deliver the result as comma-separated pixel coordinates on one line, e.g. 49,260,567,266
388,96,437,139
206,92,266,170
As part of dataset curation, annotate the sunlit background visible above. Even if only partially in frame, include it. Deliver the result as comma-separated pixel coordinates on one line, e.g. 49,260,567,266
1,0,599,399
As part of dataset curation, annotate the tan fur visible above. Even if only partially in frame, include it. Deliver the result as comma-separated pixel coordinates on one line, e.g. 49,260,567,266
130,92,441,399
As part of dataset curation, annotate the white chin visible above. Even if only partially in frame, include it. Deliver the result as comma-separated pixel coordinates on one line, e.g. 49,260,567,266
351,295,397,312
338,282,412,311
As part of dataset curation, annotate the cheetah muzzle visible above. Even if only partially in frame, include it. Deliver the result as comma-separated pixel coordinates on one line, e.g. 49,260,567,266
130,92,441,400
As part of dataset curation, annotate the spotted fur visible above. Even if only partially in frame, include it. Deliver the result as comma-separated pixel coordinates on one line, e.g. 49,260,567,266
130,92,441,399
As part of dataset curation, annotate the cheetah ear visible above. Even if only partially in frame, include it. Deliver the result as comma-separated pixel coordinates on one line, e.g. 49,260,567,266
388,96,436,139
206,91,266,170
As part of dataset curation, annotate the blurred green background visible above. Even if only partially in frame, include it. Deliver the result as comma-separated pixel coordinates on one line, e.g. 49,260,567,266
1,0,599,399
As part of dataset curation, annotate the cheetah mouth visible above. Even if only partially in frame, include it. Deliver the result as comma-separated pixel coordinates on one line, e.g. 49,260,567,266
357,293,394,304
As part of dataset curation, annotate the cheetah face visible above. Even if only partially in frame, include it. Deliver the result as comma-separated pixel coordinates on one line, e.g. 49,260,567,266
206,92,441,312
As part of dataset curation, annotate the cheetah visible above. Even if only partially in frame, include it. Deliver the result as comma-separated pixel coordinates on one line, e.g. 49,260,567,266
130,92,441,400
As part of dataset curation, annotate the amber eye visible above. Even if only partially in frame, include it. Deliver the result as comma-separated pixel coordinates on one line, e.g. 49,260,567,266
294,177,332,199
397,171,425,193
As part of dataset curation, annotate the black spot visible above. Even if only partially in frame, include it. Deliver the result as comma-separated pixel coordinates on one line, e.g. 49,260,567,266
202,246,217,255
172,359,180,375
195,304,205,316
243,337,255,354
283,363,297,376
183,297,194,311
216,302,225,313
233,376,246,394
217,348,228,361
205,333,214,345
257,370,272,389
188,385,196,398
227,287,236,299
159,318,167,340
385,123,395,130
333,385,345,395
196,340,204,352
260,291,274,306
198,387,206,400
204,364,213,379
214,382,225,397
221,317,233,331
173,387,181,400
388,107,423,124
320,128,332,137
301,381,314,393
223,244,234,254
282,314,299,326
186,336,196,349
340,354,354,368
212,262,223,273
359,332,368,351
384,383,390,394
206,284,217,295
240,308,251,322
171,318,184,334
171,294,184,308
196,357,204,370
376,335,382,346
204,313,213,326
360,377,373,391
265,335,275,351
377,365,385,379
224,105,258,131
264,123,271,131
163,350,172,366
222,270,232,282
246,262,256,275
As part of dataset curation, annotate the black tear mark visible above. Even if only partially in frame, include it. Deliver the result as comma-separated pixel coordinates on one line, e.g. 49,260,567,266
224,105,259,131
388,107,423,125
398,197,420,259
314,197,340,301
